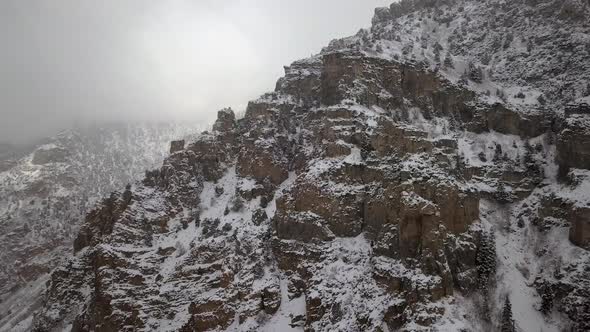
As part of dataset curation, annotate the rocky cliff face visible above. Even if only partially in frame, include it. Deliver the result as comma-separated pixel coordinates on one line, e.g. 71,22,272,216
0,123,196,332
23,0,590,331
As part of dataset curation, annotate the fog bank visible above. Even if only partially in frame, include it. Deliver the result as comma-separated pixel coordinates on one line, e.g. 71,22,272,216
0,0,392,143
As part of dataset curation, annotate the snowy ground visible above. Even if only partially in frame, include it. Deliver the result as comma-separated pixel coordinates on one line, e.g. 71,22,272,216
480,199,572,332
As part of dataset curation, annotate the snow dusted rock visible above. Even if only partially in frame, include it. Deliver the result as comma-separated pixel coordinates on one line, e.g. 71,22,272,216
73,185,134,253
388,0,445,20
372,7,392,25
212,107,237,133
0,123,195,332
28,1,590,331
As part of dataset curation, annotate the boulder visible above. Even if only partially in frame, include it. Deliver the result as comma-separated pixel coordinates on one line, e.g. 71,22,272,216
484,104,552,137
237,139,289,186
557,115,590,174
569,206,590,250
273,177,365,240
274,210,335,242
370,121,433,157
169,139,185,154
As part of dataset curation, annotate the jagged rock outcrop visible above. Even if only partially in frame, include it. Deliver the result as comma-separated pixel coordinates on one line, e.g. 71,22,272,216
27,1,590,331
569,206,590,249
557,113,590,175
170,140,185,154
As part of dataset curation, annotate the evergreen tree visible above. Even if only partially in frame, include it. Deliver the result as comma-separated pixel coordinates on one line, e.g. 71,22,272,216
523,140,542,180
459,68,470,86
478,151,487,162
476,230,497,322
496,88,507,102
495,180,513,204
468,62,483,83
443,51,454,68
503,33,514,49
501,296,515,332
539,282,555,315
476,230,497,290
402,43,413,56
493,143,503,162
433,42,443,64
482,53,492,65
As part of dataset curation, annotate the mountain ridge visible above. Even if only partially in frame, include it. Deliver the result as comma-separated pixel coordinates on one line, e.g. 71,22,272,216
5,0,590,331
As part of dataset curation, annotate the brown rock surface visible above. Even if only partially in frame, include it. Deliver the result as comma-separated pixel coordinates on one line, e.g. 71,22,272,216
557,115,590,174
569,206,590,250
169,139,185,154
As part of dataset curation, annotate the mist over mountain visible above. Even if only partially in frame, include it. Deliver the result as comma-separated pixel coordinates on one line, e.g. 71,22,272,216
0,0,391,143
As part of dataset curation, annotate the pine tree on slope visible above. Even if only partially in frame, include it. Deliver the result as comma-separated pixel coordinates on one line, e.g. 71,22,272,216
476,230,497,322
476,231,497,290
443,51,454,68
501,296,515,332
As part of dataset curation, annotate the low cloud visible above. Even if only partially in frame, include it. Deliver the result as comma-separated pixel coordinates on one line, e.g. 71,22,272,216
0,0,392,143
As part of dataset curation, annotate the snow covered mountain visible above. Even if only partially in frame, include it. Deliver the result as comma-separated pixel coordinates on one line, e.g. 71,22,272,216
0,123,198,331
11,0,590,331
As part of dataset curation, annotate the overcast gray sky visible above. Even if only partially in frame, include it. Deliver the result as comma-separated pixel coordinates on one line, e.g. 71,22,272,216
0,0,392,143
